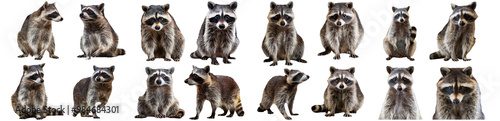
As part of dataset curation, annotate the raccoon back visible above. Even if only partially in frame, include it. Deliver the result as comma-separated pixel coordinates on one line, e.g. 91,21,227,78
73,77,91,103
214,75,240,99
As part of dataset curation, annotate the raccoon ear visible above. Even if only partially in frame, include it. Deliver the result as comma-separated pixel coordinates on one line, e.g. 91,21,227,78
109,65,115,73
192,65,197,70
204,65,210,73
392,6,397,12
163,4,170,11
386,66,393,74
145,67,152,75
208,1,216,10
169,67,175,74
451,3,457,10
270,2,277,9
348,67,355,74
98,3,105,13
287,1,293,9
142,5,148,12
284,68,291,75
43,1,49,9
39,63,45,68
229,1,237,10
469,1,476,10
346,2,353,8
406,6,410,11
81,4,85,10
407,66,414,74
93,65,98,71
463,66,472,76
328,2,335,9
440,67,450,76
23,65,30,71
330,66,338,74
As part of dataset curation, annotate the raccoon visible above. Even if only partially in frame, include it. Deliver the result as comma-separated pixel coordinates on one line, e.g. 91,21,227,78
262,2,307,66
190,1,239,65
184,65,244,119
17,2,63,60
11,64,63,119
141,4,185,61
311,67,364,117
78,3,125,59
433,66,484,119
135,67,185,118
384,6,417,61
379,66,422,120
73,65,115,119
429,2,477,61
257,68,309,120
319,2,364,59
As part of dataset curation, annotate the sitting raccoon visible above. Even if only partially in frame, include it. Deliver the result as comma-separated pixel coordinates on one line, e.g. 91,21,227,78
383,6,417,61
73,65,115,119
379,66,421,119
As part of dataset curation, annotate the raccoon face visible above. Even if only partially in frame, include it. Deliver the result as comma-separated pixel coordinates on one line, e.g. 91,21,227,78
327,2,355,27
268,2,294,27
92,65,114,83
185,65,210,86
206,1,237,30
142,4,171,31
284,68,309,84
438,67,476,104
80,3,105,21
450,2,477,27
23,63,46,84
40,2,63,22
387,66,414,91
145,67,174,86
392,6,409,23
328,67,356,90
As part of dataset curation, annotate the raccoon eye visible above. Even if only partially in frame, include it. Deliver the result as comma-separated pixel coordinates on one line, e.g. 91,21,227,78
283,15,292,21
29,74,38,80
453,15,460,21
402,14,409,18
402,78,409,82
271,15,280,21
85,9,95,15
463,14,474,21
149,74,158,81
389,78,397,85
441,87,454,94
48,12,59,18
224,15,235,23
161,75,169,81
100,73,110,78
329,14,338,21
158,17,168,24
40,73,44,77
145,18,155,25
459,86,472,94
209,15,220,23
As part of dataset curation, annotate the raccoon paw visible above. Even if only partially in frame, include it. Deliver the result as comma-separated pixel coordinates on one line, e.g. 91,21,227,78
325,113,335,117
228,56,236,59
36,116,44,120
135,115,147,118
267,109,274,114
164,58,172,61
173,58,180,61
284,116,292,120
296,59,307,63
444,57,450,61
18,54,28,58
189,116,199,120
155,114,166,118
270,62,278,66
463,58,471,61
35,57,42,60
50,55,59,59
407,57,415,61
285,61,293,65
223,59,231,64
146,58,155,61
201,56,209,60
343,113,352,117
77,54,86,58
333,55,341,60
386,57,392,60
452,58,459,61
211,60,220,65
207,115,215,119
93,116,100,119
349,54,358,58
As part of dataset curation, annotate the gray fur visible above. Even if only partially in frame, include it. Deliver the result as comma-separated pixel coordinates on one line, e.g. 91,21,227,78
319,2,364,59
73,65,115,119
379,66,421,119
384,6,417,61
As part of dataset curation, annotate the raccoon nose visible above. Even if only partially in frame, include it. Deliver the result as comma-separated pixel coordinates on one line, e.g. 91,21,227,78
280,21,286,26
40,79,44,83
397,87,403,91
156,80,162,85
184,79,188,83
306,75,310,80
336,22,342,26
155,26,161,30
452,99,460,104
398,19,404,23
219,24,225,29
339,85,344,89
96,78,101,82
459,22,466,26
60,18,64,21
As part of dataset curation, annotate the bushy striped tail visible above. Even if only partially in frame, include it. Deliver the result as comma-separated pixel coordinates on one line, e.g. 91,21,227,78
168,108,185,118
236,97,244,116
430,51,445,59
311,104,327,112
410,26,417,40
117,48,126,56
45,106,64,116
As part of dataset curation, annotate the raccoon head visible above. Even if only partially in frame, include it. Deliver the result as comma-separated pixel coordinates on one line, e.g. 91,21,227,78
23,63,46,84
328,66,356,90
92,65,114,83
185,65,211,86
327,2,355,27
145,67,174,87
438,66,477,104
39,2,63,22
284,68,309,84
142,4,172,31
206,1,237,30
387,66,414,91
80,3,105,21
268,2,294,27
450,2,477,27
392,6,410,23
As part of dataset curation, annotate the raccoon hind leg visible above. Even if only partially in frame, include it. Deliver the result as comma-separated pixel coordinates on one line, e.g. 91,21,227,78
48,38,58,59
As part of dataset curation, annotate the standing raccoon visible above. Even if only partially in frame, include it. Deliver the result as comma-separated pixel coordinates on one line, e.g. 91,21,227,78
319,2,364,59
184,65,244,119
433,66,484,119
78,3,125,59
73,65,115,119
11,64,63,119
379,66,421,120
257,69,309,120
135,67,184,118
17,2,63,60
384,6,417,61
190,1,239,65
262,2,307,66
141,4,185,61
311,67,364,117
429,2,477,61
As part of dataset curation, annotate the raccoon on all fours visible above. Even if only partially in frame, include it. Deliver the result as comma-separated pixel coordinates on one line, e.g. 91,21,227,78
73,65,115,119
184,65,244,120
262,2,307,66
311,67,364,117
379,66,421,120
430,2,477,61
384,6,417,61
257,68,309,120
11,64,63,119
141,4,185,61
433,66,485,120
190,1,239,65
78,3,125,59
135,67,184,118
319,2,364,60
17,2,63,60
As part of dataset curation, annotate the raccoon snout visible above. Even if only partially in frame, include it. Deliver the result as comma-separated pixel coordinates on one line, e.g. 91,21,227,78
398,18,404,23
397,86,403,91
154,26,161,30
184,79,188,83
305,75,310,80
156,80,162,85
459,21,466,26
219,24,226,29
339,85,344,89
452,99,460,104
96,78,101,82
280,21,286,26
40,79,44,83
336,21,342,26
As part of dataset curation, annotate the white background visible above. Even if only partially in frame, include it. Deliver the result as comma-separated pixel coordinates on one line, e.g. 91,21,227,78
1,0,499,121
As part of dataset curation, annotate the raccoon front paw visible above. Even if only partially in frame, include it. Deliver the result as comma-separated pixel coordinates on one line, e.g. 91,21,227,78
343,113,352,117
211,60,219,65
35,57,42,60
135,115,147,118
463,58,471,61
349,54,358,58
296,59,307,63
173,58,180,61
223,59,231,64
155,114,166,118
267,110,274,114
77,54,86,58
50,55,59,59
284,116,292,120
452,58,459,61
18,54,28,58
333,55,341,60
35,116,44,120
72,113,78,117
444,57,450,61
270,62,278,66
93,116,100,119
285,61,293,65
164,58,172,61
207,115,215,119
146,58,155,61
386,57,392,60
201,56,209,60
189,116,199,120
325,113,335,117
